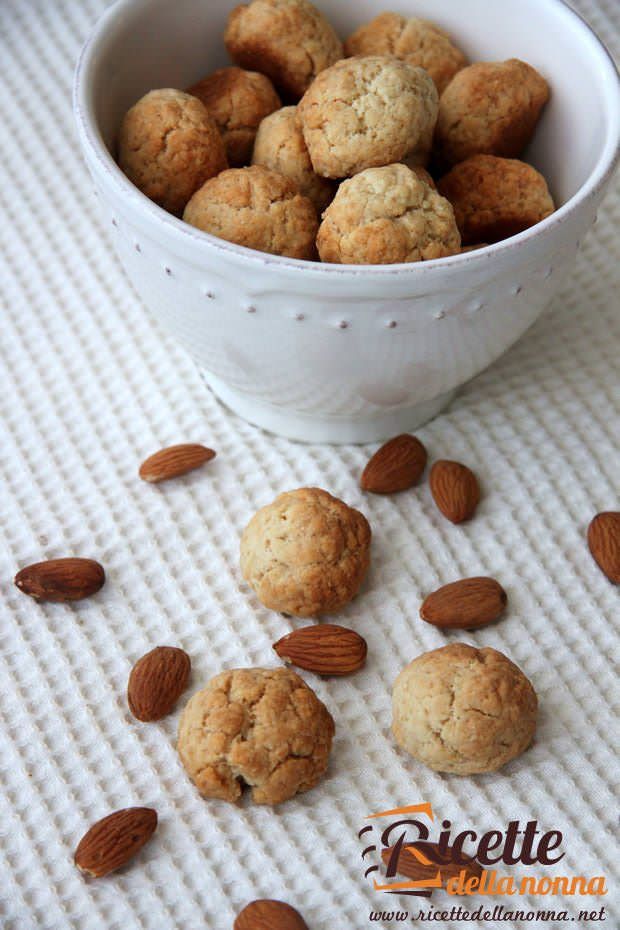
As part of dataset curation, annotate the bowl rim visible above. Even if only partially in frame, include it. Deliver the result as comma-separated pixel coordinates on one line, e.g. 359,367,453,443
74,0,620,278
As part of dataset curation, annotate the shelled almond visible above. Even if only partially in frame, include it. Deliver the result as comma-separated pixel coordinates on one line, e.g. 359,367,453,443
587,511,620,583
14,558,105,602
139,443,216,483
360,434,428,494
429,460,480,523
382,841,482,889
273,624,367,676
234,899,309,930
420,577,507,629
128,646,191,721
74,807,158,878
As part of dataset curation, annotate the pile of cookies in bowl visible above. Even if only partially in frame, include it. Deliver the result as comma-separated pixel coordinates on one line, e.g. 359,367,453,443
117,0,555,264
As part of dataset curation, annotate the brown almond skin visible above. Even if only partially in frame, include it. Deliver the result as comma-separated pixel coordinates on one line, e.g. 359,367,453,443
234,900,309,930
74,807,157,878
139,443,216,483
14,558,105,602
420,577,507,629
587,512,620,583
382,841,482,889
429,460,480,523
361,434,428,494
273,624,367,676
128,646,191,721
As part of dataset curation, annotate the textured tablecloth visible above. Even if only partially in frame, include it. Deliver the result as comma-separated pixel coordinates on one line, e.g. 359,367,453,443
0,2,618,928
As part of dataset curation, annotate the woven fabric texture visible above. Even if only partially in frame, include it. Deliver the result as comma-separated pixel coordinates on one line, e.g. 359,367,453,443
0,1,618,928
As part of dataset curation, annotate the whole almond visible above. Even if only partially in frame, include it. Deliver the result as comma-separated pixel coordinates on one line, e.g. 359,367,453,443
429,460,480,523
360,434,428,494
420,577,507,629
74,807,157,878
234,900,309,930
139,443,216,483
14,558,105,602
128,646,191,721
273,624,367,676
587,512,620,583
382,841,482,889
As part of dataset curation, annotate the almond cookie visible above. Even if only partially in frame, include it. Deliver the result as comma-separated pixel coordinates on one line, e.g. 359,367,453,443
392,643,537,775
118,88,227,216
317,164,460,265
183,165,318,259
252,106,336,213
240,487,371,617
438,154,555,244
225,0,343,99
344,13,467,95
435,59,550,167
188,67,281,167
298,56,438,178
178,667,335,805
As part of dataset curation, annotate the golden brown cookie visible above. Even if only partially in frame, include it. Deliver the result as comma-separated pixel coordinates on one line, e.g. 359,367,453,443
183,165,318,259
298,56,438,178
438,154,555,244
225,0,343,99
344,13,467,95
117,88,227,216
240,487,371,617
178,667,335,804
317,164,460,265
435,59,550,167
392,643,537,774
252,106,336,213
188,67,281,167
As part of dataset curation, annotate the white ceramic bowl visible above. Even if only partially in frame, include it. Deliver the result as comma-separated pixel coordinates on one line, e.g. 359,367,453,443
74,0,620,443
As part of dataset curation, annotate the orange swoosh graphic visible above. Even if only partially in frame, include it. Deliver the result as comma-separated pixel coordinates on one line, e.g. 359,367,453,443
366,803,434,820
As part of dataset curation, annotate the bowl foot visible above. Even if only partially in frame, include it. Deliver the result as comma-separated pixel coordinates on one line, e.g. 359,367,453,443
202,373,455,444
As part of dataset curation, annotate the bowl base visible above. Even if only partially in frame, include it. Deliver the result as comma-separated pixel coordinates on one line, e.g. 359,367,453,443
202,372,455,444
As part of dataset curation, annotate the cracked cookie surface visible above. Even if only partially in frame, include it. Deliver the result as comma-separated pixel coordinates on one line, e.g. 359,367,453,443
118,88,228,216
188,67,280,167
392,643,537,774
317,163,460,265
240,487,371,616
298,56,438,178
344,13,467,95
178,667,335,805
183,165,318,259
252,106,336,213
225,0,343,99
435,59,550,167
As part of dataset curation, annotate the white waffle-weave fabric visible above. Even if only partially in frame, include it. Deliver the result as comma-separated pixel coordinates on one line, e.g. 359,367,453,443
0,2,618,928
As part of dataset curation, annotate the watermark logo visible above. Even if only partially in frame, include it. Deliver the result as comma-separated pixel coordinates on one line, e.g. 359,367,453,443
359,802,608,901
